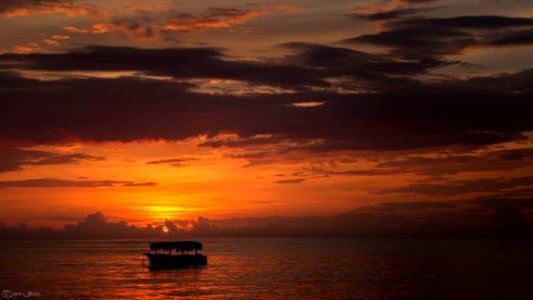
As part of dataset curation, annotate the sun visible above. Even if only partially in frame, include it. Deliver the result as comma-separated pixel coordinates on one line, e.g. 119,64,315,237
162,226,169,233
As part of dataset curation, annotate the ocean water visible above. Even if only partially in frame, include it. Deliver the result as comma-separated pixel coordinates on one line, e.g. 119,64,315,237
1,238,533,299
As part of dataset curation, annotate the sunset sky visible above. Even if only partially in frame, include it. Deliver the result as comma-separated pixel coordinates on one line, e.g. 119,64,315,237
1,0,533,231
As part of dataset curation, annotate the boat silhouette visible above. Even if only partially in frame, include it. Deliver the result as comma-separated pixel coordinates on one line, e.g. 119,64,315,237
144,241,207,270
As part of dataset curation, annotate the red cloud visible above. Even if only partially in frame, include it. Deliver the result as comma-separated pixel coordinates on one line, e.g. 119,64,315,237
0,1,99,17
163,5,295,32
163,9,266,31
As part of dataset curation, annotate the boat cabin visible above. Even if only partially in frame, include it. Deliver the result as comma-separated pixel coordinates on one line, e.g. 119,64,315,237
151,241,203,255
144,241,207,269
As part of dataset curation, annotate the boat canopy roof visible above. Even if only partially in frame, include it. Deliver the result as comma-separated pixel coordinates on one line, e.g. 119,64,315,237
150,241,203,251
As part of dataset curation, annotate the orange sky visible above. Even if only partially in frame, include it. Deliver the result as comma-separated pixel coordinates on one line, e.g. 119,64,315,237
1,0,533,229
2,136,532,228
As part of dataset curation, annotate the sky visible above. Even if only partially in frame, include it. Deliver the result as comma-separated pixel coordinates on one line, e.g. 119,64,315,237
1,0,533,235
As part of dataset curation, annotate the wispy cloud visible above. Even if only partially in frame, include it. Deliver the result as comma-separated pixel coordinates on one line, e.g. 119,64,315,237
0,147,104,173
0,178,156,188
377,176,533,196
275,178,306,184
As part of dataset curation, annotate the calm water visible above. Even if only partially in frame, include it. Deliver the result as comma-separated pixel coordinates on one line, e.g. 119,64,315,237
1,238,533,299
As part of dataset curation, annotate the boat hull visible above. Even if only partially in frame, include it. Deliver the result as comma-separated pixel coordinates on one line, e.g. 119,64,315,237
144,253,207,270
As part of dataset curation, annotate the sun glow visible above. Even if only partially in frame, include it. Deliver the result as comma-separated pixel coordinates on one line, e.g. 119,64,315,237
146,206,200,212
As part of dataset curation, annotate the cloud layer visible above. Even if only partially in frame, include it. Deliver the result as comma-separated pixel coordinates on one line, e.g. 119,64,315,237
0,46,532,153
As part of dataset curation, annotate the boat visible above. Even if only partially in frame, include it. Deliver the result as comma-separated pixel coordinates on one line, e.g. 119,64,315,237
144,241,207,270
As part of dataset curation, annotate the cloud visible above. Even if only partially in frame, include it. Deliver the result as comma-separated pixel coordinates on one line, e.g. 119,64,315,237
366,201,455,211
327,169,392,176
345,15,533,58
282,42,450,82
275,178,305,184
62,26,90,33
62,212,144,238
377,175,533,196
0,146,104,173
0,71,49,87
2,202,533,238
373,148,533,176
475,197,533,229
0,44,532,153
0,68,532,152
0,0,99,17
3,43,530,94
293,148,533,180
0,178,156,188
145,158,196,167
62,23,110,35
351,7,435,21
162,7,268,32
0,45,327,89
109,13,161,40
199,135,287,148
162,5,295,32
0,44,39,54
102,4,295,40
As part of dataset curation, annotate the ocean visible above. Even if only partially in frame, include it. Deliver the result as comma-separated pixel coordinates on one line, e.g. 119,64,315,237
1,238,533,299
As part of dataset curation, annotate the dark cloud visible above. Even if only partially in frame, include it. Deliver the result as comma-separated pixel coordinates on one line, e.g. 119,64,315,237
351,7,434,21
229,151,273,159
371,201,455,211
282,42,451,82
110,11,160,40
465,69,533,94
378,175,533,196
275,178,305,184
476,197,533,230
0,178,156,188
0,69,532,152
145,158,196,166
199,135,286,148
0,147,104,173
399,15,533,29
0,43,461,93
489,28,533,46
62,212,142,238
345,15,533,58
0,71,50,87
0,45,327,89
373,148,533,176
328,169,391,176
300,149,533,179
0,44,532,153
2,203,532,238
